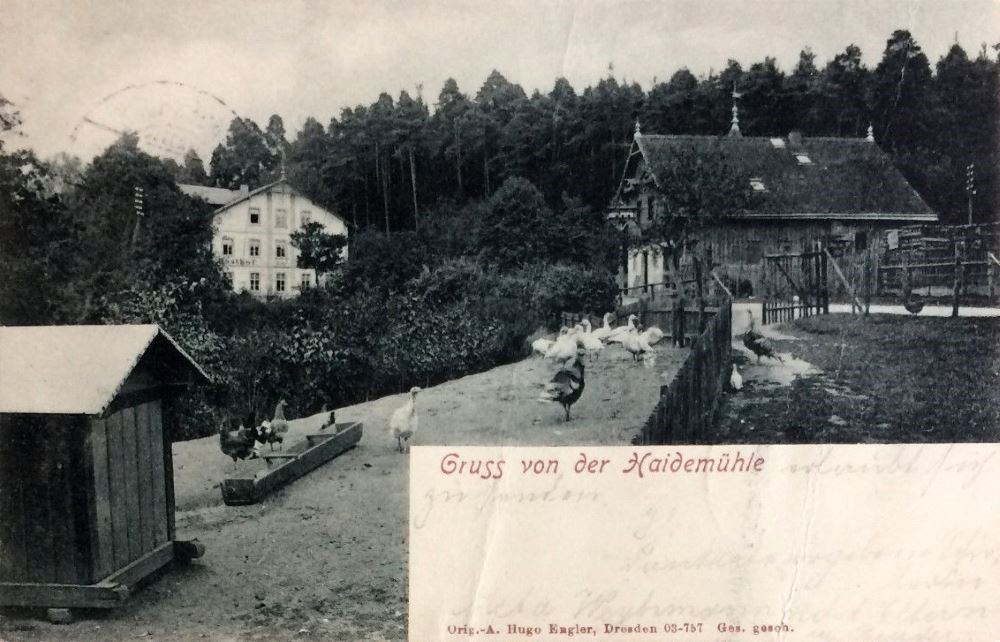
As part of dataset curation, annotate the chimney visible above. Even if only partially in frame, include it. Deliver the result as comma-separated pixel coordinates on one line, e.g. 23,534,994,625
239,184,249,197
788,131,803,148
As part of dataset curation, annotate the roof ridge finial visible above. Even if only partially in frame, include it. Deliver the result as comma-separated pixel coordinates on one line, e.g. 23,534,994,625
728,83,743,138
866,123,875,142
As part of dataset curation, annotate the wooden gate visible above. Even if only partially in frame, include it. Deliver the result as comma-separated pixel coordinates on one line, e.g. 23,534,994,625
762,246,830,324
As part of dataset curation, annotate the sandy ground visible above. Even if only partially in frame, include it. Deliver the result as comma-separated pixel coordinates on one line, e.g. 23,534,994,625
1,341,686,642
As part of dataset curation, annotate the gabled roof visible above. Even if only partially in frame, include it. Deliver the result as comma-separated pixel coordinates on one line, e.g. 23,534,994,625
0,325,211,415
624,133,937,222
178,183,240,206
211,177,350,227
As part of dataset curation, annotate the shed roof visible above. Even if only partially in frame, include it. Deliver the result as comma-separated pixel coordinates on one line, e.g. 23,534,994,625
0,325,211,415
626,134,937,222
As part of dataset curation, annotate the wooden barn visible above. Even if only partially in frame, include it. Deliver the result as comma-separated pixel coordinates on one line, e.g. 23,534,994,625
0,325,209,619
609,125,937,298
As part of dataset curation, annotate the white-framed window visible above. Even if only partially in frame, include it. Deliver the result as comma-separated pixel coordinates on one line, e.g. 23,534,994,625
300,273,311,290
249,272,260,291
222,237,234,256
275,272,286,292
300,211,311,226
275,241,287,260
275,209,287,228
249,207,261,225
248,239,260,257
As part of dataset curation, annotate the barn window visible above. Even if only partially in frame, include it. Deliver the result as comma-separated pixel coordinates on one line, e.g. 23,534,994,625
749,178,766,192
770,138,786,148
795,154,812,165
249,207,261,225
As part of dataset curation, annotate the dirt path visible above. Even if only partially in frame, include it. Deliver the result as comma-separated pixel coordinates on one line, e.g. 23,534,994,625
2,342,685,642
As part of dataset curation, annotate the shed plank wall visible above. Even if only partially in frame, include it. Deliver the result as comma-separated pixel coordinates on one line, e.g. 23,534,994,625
89,417,114,581
147,400,169,545
135,403,155,552
105,412,131,570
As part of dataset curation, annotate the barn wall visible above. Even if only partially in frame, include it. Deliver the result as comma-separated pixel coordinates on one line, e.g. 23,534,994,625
0,415,91,584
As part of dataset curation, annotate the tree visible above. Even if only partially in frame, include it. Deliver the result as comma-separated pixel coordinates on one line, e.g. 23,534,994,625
209,117,278,189
289,221,348,276
180,149,209,184
870,30,933,150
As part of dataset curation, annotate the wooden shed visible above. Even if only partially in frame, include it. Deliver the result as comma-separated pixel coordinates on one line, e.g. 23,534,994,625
0,325,209,616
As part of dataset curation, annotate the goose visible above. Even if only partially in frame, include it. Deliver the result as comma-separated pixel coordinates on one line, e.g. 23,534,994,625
729,365,743,391
622,327,654,362
546,326,580,362
606,314,638,344
588,313,615,342
578,319,604,359
640,326,665,346
531,336,554,356
389,387,421,453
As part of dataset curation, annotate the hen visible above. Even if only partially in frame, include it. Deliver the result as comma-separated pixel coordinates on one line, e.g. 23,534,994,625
537,351,586,421
269,399,290,435
389,387,421,453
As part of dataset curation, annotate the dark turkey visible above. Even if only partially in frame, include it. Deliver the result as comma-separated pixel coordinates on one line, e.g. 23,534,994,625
538,352,586,421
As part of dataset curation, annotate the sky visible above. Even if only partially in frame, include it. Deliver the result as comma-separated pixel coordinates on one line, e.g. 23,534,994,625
1,0,997,162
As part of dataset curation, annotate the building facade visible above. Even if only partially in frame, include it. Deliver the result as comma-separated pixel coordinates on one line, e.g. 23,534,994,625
180,179,348,297
609,125,938,297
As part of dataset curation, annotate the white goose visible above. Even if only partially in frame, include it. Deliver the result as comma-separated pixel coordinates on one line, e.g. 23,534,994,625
588,313,615,342
545,326,580,363
578,319,604,359
389,387,421,453
606,314,638,345
622,326,654,362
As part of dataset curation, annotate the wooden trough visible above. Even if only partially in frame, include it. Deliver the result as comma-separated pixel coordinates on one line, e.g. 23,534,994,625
221,422,362,506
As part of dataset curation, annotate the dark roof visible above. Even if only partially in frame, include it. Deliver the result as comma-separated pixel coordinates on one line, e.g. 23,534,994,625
626,134,937,222
177,184,240,206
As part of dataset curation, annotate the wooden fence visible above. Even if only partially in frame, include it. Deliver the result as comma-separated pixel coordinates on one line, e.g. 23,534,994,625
561,298,722,347
636,296,733,445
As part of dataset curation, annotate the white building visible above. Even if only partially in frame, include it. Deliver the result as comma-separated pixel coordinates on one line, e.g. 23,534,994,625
179,178,348,297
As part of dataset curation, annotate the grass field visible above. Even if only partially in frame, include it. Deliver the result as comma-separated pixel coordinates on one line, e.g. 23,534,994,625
717,314,1000,444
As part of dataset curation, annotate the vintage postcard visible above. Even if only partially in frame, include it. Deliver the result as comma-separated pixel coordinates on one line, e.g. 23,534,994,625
0,1,997,641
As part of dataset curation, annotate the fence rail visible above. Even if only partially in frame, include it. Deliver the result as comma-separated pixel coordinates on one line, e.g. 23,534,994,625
636,297,733,445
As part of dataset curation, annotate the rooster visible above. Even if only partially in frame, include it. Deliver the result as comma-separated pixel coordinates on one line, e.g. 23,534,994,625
219,419,259,463
537,350,586,421
742,311,782,363
389,387,421,453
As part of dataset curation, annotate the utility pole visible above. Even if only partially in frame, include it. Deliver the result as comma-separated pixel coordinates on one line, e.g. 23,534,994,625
966,163,976,225
131,185,145,248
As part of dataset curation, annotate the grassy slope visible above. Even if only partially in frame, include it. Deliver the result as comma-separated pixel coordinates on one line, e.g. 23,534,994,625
717,315,1000,443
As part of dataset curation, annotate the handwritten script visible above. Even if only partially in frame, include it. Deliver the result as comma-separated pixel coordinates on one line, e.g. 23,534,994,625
410,445,999,642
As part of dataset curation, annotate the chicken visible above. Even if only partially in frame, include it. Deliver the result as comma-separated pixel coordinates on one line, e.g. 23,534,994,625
742,312,782,363
256,420,284,450
537,351,586,421
389,387,421,453
219,420,259,463
729,364,743,391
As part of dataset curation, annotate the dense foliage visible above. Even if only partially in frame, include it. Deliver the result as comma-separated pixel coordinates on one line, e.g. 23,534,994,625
186,31,996,228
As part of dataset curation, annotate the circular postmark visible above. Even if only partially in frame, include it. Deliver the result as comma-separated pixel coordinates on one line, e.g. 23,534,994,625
68,80,240,162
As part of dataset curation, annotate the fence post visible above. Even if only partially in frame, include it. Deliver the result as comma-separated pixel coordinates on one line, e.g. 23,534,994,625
952,241,962,318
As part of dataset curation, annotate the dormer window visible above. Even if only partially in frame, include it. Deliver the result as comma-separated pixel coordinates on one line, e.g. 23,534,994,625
795,154,812,165
749,178,767,192
770,138,786,149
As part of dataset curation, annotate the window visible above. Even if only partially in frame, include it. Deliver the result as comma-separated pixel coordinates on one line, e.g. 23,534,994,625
301,273,312,290
855,231,868,252
248,239,260,257
224,271,233,287
795,154,812,165
275,242,287,259
300,211,311,226
249,272,260,291
770,138,786,149
275,209,287,228
275,272,286,292
249,207,261,224
749,178,767,192
222,237,234,256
